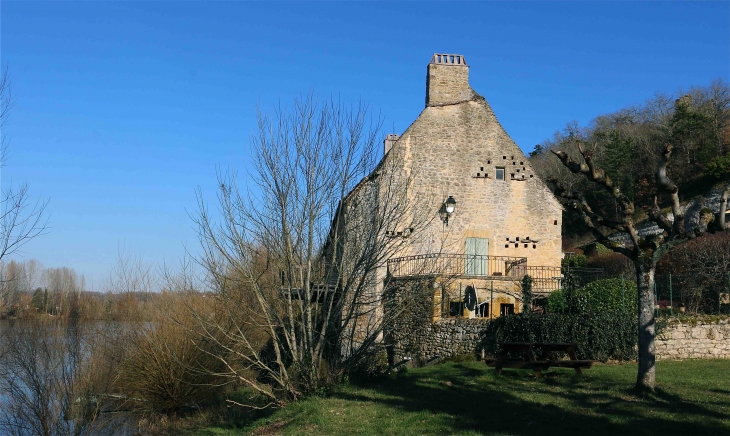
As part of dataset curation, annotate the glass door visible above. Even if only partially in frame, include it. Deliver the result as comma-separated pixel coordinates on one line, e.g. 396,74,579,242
465,237,489,276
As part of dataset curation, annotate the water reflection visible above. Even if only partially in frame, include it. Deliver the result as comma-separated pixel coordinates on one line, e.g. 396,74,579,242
0,320,137,435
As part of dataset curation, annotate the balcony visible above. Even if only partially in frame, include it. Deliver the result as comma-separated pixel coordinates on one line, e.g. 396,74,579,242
386,254,605,293
387,253,527,280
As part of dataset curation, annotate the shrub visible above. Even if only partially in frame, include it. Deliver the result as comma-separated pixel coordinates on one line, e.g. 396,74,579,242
348,346,390,382
546,289,566,313
521,275,533,313
562,253,587,268
594,243,612,255
586,252,634,276
482,312,637,362
114,293,229,413
545,278,636,314
703,153,730,180
570,278,637,314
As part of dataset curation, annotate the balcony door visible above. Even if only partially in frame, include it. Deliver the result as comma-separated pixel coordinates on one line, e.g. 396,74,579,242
465,237,489,276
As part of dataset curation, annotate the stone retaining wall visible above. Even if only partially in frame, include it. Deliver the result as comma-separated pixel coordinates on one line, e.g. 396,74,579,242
656,318,730,360
388,318,487,365
386,304,730,366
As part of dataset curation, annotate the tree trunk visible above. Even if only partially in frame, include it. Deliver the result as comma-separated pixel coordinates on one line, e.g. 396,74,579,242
635,257,656,392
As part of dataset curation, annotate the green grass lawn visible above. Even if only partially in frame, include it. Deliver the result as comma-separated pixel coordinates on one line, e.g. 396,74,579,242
194,360,730,435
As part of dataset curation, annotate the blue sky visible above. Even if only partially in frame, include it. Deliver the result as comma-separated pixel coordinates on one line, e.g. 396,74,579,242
2,1,728,289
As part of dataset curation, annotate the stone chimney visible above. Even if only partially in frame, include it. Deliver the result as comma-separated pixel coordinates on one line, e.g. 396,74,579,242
426,54,473,107
384,134,399,155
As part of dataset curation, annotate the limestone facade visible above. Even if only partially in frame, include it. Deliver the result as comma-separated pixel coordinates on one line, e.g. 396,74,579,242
341,54,563,321
394,53,563,268
330,53,565,361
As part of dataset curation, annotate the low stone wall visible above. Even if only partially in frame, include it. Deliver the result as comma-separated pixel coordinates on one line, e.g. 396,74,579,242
656,318,730,360
385,289,730,365
384,278,493,365
388,318,487,365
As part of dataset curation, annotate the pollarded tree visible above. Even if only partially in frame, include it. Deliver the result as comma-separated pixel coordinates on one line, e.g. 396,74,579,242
551,136,729,391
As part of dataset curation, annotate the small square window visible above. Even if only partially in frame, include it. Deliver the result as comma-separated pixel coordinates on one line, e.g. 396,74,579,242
480,167,484,171
496,168,505,180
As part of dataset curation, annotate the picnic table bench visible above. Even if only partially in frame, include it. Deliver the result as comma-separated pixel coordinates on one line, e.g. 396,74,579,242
485,342,597,377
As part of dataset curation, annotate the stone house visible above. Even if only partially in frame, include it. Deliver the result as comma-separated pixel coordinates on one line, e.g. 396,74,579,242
328,54,564,362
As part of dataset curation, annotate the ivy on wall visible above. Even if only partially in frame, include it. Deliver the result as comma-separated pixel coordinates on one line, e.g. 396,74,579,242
484,279,640,361
481,312,637,361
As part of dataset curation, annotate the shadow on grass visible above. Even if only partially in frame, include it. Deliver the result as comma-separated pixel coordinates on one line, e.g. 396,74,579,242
337,363,730,436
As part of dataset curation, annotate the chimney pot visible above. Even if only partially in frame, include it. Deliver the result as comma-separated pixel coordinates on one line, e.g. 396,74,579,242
384,134,400,155
426,53,473,107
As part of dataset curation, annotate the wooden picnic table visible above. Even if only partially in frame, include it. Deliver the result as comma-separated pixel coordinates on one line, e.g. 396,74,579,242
485,342,597,377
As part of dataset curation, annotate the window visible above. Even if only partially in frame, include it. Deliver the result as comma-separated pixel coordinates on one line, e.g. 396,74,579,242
500,303,515,316
449,302,463,317
476,302,489,318
495,167,505,180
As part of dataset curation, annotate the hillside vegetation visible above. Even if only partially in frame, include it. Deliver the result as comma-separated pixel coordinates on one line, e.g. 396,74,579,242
529,80,730,247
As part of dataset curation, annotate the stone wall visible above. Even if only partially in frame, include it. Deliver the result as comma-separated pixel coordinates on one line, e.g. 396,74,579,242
426,55,475,107
384,277,518,365
656,318,730,360
386,299,730,366
389,318,488,365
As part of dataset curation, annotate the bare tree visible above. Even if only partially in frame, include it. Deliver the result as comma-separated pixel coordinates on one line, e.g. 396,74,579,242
190,95,431,406
0,318,101,436
657,232,730,313
0,71,48,269
551,139,729,391
43,267,84,317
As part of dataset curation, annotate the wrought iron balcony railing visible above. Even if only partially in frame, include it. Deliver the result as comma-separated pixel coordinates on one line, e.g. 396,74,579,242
387,253,527,280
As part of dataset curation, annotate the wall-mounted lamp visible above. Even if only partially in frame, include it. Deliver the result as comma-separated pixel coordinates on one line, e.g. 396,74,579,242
440,196,457,225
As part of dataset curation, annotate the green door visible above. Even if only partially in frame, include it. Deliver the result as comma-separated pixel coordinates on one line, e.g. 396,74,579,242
466,237,489,276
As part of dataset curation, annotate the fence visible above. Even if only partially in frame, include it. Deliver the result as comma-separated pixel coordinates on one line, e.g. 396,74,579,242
387,254,527,280
654,272,730,315
526,266,606,293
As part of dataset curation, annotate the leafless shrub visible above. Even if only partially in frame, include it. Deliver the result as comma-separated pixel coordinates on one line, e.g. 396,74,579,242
0,319,100,436
190,95,433,406
112,291,229,414
586,252,635,277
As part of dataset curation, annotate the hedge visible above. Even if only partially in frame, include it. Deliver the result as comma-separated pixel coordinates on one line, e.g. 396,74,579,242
481,312,637,362
546,278,637,314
